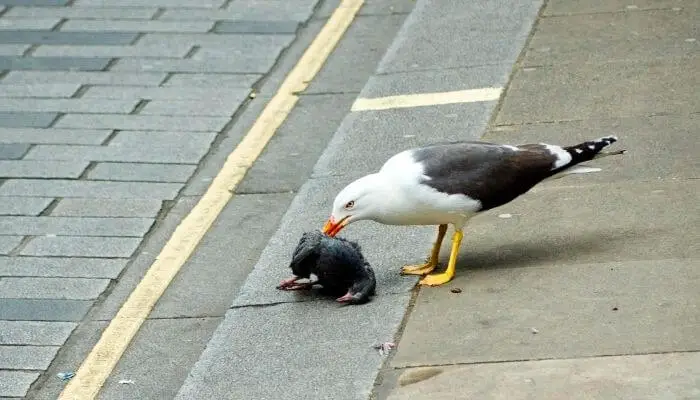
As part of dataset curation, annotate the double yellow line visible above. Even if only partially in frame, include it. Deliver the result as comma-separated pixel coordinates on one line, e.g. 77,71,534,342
58,1,365,398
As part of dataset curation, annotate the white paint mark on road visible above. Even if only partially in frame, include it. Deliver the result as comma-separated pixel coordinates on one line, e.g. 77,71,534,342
351,87,503,112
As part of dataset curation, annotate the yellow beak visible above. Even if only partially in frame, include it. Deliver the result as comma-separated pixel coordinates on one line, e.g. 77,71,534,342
322,216,348,237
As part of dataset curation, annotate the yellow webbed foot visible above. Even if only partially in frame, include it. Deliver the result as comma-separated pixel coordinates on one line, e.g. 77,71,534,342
400,263,437,276
419,271,455,286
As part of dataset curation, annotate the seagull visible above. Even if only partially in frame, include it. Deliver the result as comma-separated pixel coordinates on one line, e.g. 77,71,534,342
321,136,625,286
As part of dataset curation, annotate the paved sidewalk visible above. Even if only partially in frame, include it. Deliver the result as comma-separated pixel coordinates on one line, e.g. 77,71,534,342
0,0,321,397
380,0,699,399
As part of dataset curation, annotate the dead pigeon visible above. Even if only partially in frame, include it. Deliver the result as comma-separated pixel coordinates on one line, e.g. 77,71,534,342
276,230,376,305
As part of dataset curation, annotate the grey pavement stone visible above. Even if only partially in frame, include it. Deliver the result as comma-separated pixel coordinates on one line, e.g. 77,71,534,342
0,256,127,278
0,277,111,300
388,353,700,400
0,160,89,178
0,371,40,398
0,0,68,4
544,0,697,16
0,179,182,199
88,162,196,182
0,128,113,145
0,236,23,255
82,85,250,101
0,345,60,370
224,0,320,21
0,197,52,216
496,59,700,124
60,19,214,33
0,298,92,321
0,17,61,30
34,43,193,58
213,20,299,34
0,43,30,55
140,98,247,116
0,30,137,45
75,0,225,6
0,143,30,159
137,32,294,52
0,98,137,113
109,129,218,148
51,198,162,218
0,321,76,345
1,71,167,85
113,56,278,74
55,114,228,132
176,296,411,400
21,236,142,258
316,0,416,18
0,216,154,237
0,83,81,97
0,112,57,128
525,10,699,65
164,73,261,88
5,6,159,19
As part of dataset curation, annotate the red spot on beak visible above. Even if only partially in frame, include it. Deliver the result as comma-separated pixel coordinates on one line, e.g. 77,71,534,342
322,216,348,237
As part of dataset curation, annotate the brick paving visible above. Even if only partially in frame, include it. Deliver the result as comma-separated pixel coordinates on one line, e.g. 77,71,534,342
0,0,321,396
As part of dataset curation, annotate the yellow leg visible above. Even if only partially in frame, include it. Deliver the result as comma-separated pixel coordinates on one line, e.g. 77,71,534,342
420,230,463,286
401,224,447,276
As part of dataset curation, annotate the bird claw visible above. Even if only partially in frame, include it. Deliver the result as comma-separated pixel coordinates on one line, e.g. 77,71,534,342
400,263,437,276
276,277,315,291
419,272,454,286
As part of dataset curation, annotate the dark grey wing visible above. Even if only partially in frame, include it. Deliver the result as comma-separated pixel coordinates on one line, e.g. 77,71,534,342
288,231,323,278
412,141,562,211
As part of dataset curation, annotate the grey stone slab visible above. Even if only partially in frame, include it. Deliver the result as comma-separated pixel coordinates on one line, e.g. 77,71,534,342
0,216,154,237
0,0,68,4
0,345,59,370
496,59,700,124
0,160,89,178
60,19,214,33
305,14,409,94
311,102,494,178
392,259,700,368
213,20,299,34
0,83,81,97
175,296,410,400
0,128,113,145
164,73,261,88
0,277,110,300
34,43,193,58
0,321,76,345
387,352,700,400
0,17,61,30
88,162,196,182
75,0,225,6
316,0,416,18
0,236,23,255
0,98,137,113
0,179,181,199
1,71,166,85
82,85,251,102
0,43,30,55
21,236,142,257
150,193,294,318
485,114,699,182
55,114,228,132
0,143,30,159
0,112,57,128
544,0,696,16
237,94,355,193
376,0,542,73
113,56,278,74
160,6,313,21
99,317,222,400
0,197,52,216
0,298,91,321
140,98,248,116
0,30,137,45
5,6,159,19
0,371,39,398
51,198,162,218
0,256,126,278
223,0,320,21
525,10,699,65
137,32,294,52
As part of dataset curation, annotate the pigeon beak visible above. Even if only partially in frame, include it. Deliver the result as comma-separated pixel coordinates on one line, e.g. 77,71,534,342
322,216,348,237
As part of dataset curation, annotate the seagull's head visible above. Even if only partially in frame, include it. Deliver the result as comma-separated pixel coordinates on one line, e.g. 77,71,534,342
322,174,385,237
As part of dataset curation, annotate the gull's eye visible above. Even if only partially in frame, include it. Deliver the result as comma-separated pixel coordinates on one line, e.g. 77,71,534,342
344,200,355,210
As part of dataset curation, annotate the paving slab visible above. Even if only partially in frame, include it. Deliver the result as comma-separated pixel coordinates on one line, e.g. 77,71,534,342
112,56,279,74
0,17,61,30
139,98,247,117
0,216,154,237
20,236,142,257
5,6,159,19
87,162,196,182
0,179,182,199
0,143,30,159
387,352,700,400
0,128,113,145
0,277,110,300
136,33,294,52
222,0,320,21
0,321,76,345
0,30,137,45
0,345,59,370
213,20,300,34
0,160,89,178
33,43,193,58
0,112,57,128
0,256,127,278
51,198,162,218
1,71,166,85
0,299,92,321
544,0,697,16
0,371,39,398
163,73,261,87
54,114,228,132
0,83,80,97
0,236,23,255
81,85,250,101
0,43,30,56
60,19,214,33
0,56,110,71
0,98,137,113
0,197,52,216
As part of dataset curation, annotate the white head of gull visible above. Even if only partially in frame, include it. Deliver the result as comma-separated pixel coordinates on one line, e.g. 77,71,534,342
323,137,625,286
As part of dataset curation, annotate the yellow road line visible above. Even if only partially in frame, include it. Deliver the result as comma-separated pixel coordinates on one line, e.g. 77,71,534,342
57,1,365,398
351,87,503,111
